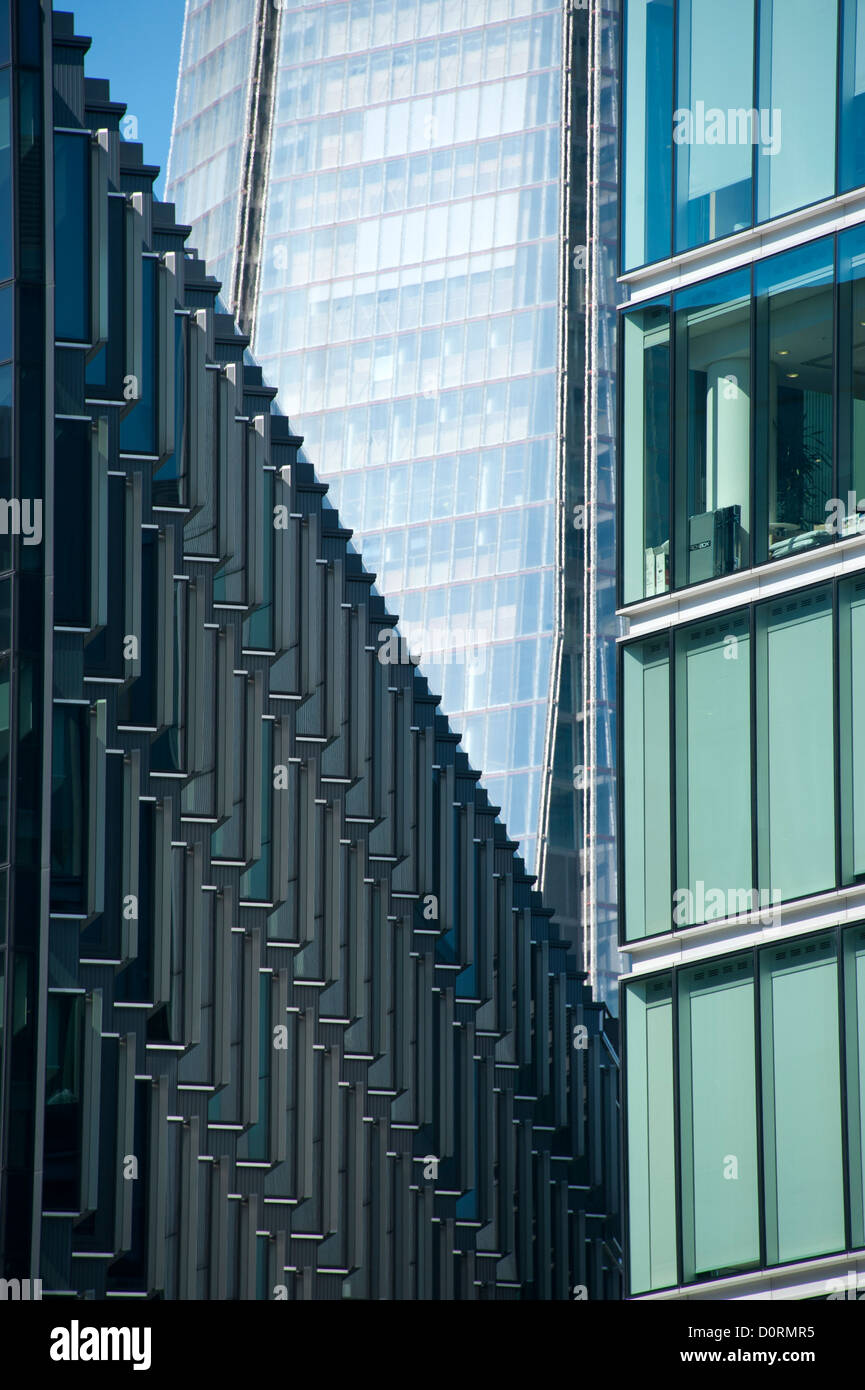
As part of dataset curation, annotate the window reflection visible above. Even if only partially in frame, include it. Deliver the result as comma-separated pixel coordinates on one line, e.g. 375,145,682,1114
674,270,750,584
755,241,834,562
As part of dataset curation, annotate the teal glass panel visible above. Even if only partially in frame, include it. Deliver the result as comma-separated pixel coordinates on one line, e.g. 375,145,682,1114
674,611,751,924
675,0,754,252
0,363,10,575
838,224,865,520
623,635,671,940
153,312,185,505
240,720,273,901
755,585,835,902
0,282,10,362
840,0,865,193
757,0,837,222
623,0,673,270
626,975,677,1293
844,924,865,1248
54,133,90,342
119,258,157,454
678,955,759,1281
0,653,8,865
0,69,11,283
760,934,845,1265
622,300,670,603
840,575,865,881
755,239,834,564
673,269,750,587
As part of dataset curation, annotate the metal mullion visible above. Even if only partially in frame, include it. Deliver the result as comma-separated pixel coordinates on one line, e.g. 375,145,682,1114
671,959,684,1289
616,634,626,946
837,920,854,1257
752,939,767,1271
668,623,676,941
670,0,678,262
834,575,843,892
751,0,759,229
749,600,758,914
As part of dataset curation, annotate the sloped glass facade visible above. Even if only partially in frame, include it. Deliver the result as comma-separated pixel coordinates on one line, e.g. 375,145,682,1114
167,0,566,880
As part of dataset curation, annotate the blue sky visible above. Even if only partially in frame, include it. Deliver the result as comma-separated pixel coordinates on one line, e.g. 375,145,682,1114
62,0,187,197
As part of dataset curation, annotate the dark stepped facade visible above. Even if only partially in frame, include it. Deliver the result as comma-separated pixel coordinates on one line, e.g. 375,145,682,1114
0,3,621,1299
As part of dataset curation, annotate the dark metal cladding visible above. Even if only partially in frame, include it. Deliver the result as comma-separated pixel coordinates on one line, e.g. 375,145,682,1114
0,2,621,1300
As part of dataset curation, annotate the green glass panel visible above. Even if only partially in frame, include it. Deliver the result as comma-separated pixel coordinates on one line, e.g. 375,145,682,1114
626,975,677,1293
678,956,759,1280
624,636,671,940
756,586,835,902
757,0,837,222
843,925,865,1247
675,0,754,251
673,270,751,586
675,613,751,922
622,302,670,603
760,935,845,1265
839,576,865,880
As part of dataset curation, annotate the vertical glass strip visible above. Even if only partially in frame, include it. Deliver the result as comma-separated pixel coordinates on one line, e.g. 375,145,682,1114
674,0,754,251
622,300,670,603
755,585,835,903
678,954,759,1280
626,974,677,1293
622,0,673,269
623,634,671,940
674,612,751,924
760,934,845,1265
757,0,837,221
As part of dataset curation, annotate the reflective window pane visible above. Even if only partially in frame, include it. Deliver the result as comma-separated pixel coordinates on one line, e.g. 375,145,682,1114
678,954,759,1281
622,0,673,270
674,269,750,585
623,635,671,941
626,975,677,1294
674,612,752,924
622,300,670,603
755,585,835,902
755,239,834,563
675,0,754,251
757,0,837,221
760,934,845,1265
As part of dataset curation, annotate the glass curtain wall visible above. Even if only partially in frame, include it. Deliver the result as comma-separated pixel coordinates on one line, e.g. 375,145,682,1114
166,0,257,296
625,926,865,1292
621,579,865,942
620,235,861,605
623,0,856,270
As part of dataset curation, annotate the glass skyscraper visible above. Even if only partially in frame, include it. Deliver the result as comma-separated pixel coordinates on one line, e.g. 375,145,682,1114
166,0,614,995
